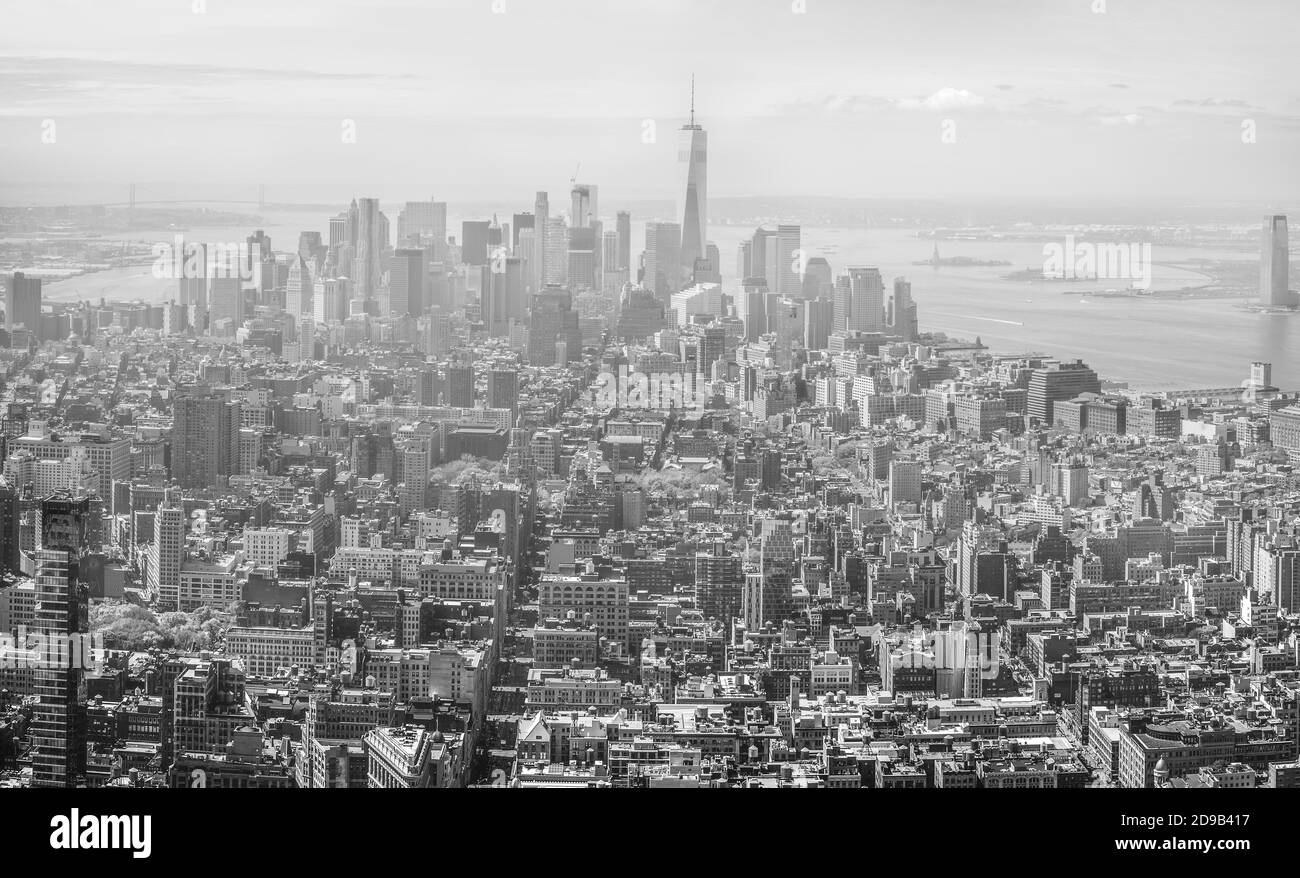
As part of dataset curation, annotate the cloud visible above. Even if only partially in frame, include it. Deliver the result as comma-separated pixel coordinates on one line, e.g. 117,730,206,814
779,86,989,117
0,53,428,116
897,87,986,112
1172,97,1253,109
1097,113,1145,126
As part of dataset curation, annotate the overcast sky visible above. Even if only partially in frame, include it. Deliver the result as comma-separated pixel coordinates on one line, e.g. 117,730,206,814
3,0,1298,205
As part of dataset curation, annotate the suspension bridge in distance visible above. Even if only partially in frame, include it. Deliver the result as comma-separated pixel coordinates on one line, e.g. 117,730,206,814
37,184,341,214
96,183,270,211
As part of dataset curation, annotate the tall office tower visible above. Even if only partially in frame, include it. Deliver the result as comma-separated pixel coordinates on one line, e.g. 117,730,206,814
430,202,448,246
517,228,537,292
644,222,682,303
329,214,347,248
1052,459,1090,505
762,241,782,297
488,214,506,255
480,261,504,335
447,363,475,409
830,274,849,333
423,254,450,310
616,287,666,341
544,217,568,284
1255,541,1300,614
483,256,524,335
397,437,431,516
695,541,741,623
243,228,270,296
802,256,833,298
889,277,918,341
616,211,632,271
461,220,490,267
764,224,801,297
512,212,535,251
488,369,519,419
399,199,447,246
834,266,885,333
5,271,43,342
737,239,752,281
534,191,549,292
739,277,769,341
0,482,18,573
677,78,708,276
528,286,582,366
351,197,384,300
738,227,774,282
148,499,185,609
1027,360,1100,424
207,276,245,334
344,199,360,246
175,243,207,332
389,249,426,316
600,230,619,273
888,459,923,506
297,230,322,261
397,207,418,246
332,238,355,278
1261,215,1296,308
172,389,241,490
285,254,314,323
248,230,275,295
314,277,349,324
570,183,598,228
591,218,605,279
601,230,624,293
424,310,453,356
698,324,726,376
804,297,833,350
208,242,249,332
415,366,439,407
955,519,1008,603
567,226,598,290
692,254,720,287
346,198,375,299
30,493,90,788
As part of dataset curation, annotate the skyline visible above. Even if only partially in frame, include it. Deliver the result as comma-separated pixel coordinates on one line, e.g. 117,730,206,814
3,0,1300,817
3,0,1300,202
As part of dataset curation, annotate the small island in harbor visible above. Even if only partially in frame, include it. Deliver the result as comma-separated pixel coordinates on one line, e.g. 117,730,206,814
913,244,1010,268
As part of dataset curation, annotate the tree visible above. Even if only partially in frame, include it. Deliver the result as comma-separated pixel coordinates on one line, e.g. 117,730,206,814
91,601,232,651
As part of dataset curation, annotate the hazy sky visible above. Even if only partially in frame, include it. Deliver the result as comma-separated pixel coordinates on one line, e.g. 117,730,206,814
3,0,1298,205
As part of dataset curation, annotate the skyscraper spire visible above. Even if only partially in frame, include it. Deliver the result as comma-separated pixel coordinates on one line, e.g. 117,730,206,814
676,75,707,279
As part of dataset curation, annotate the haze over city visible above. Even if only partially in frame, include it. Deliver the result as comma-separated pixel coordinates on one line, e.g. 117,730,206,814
3,0,1299,203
